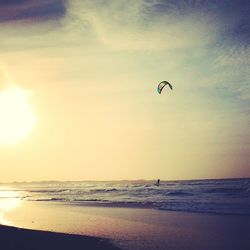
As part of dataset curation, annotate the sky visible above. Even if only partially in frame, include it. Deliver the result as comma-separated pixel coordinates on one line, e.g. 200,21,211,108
0,0,249,182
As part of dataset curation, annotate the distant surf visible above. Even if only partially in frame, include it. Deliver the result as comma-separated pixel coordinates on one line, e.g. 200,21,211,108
1,178,250,215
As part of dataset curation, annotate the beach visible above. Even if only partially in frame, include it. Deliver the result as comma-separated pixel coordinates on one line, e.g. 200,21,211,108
1,200,250,250
0,224,120,250
1,0,250,248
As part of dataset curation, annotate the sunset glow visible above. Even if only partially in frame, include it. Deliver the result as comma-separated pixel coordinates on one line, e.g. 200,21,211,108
0,85,36,144
0,0,249,181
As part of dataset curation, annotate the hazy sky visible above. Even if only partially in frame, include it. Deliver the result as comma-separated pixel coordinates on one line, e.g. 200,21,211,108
0,0,249,182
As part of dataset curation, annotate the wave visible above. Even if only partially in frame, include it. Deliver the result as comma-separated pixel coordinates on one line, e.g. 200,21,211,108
29,189,70,193
28,198,68,202
3,178,250,215
204,187,247,195
27,198,250,215
166,191,193,196
89,188,122,193
73,199,109,202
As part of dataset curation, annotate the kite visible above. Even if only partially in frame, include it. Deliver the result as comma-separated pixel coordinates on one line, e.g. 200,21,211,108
157,81,173,94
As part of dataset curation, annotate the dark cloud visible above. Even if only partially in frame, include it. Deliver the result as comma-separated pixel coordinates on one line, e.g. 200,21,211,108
148,0,250,46
0,0,28,5
0,0,66,23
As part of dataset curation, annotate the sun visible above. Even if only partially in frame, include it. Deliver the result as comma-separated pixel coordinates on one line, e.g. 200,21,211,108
0,85,36,144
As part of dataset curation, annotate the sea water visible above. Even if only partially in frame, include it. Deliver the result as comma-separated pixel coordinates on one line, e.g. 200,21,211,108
1,178,250,215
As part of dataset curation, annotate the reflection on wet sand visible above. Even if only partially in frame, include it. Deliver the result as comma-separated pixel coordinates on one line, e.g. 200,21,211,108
0,190,20,225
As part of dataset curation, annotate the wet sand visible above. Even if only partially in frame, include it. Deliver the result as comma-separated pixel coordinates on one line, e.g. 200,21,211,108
0,224,120,250
1,201,250,250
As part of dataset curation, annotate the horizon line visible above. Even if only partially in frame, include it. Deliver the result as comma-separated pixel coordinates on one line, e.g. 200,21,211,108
1,176,249,185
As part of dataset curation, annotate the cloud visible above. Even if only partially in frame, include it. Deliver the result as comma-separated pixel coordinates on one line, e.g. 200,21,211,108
65,1,250,101
66,0,222,51
0,0,249,100
2,0,249,54
1,0,249,53
0,0,66,23
65,0,250,52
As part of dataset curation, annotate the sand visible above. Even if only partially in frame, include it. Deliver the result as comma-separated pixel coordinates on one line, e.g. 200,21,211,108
0,224,120,250
1,201,250,250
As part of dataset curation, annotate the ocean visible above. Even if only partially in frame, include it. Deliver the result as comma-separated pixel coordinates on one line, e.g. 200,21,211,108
1,178,250,215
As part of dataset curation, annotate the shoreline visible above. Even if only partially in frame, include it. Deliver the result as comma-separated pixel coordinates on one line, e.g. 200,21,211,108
22,200,250,216
2,201,250,250
0,224,121,250
62,200,250,216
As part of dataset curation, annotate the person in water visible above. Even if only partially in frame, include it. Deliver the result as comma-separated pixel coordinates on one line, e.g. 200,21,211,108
156,179,160,186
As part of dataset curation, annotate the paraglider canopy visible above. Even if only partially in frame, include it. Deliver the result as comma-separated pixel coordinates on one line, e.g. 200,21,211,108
157,81,173,94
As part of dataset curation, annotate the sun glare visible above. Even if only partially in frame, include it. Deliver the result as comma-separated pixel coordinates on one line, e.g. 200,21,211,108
0,85,36,144
0,189,20,225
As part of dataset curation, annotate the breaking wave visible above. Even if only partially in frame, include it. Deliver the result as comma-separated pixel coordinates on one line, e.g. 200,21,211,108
1,178,250,215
